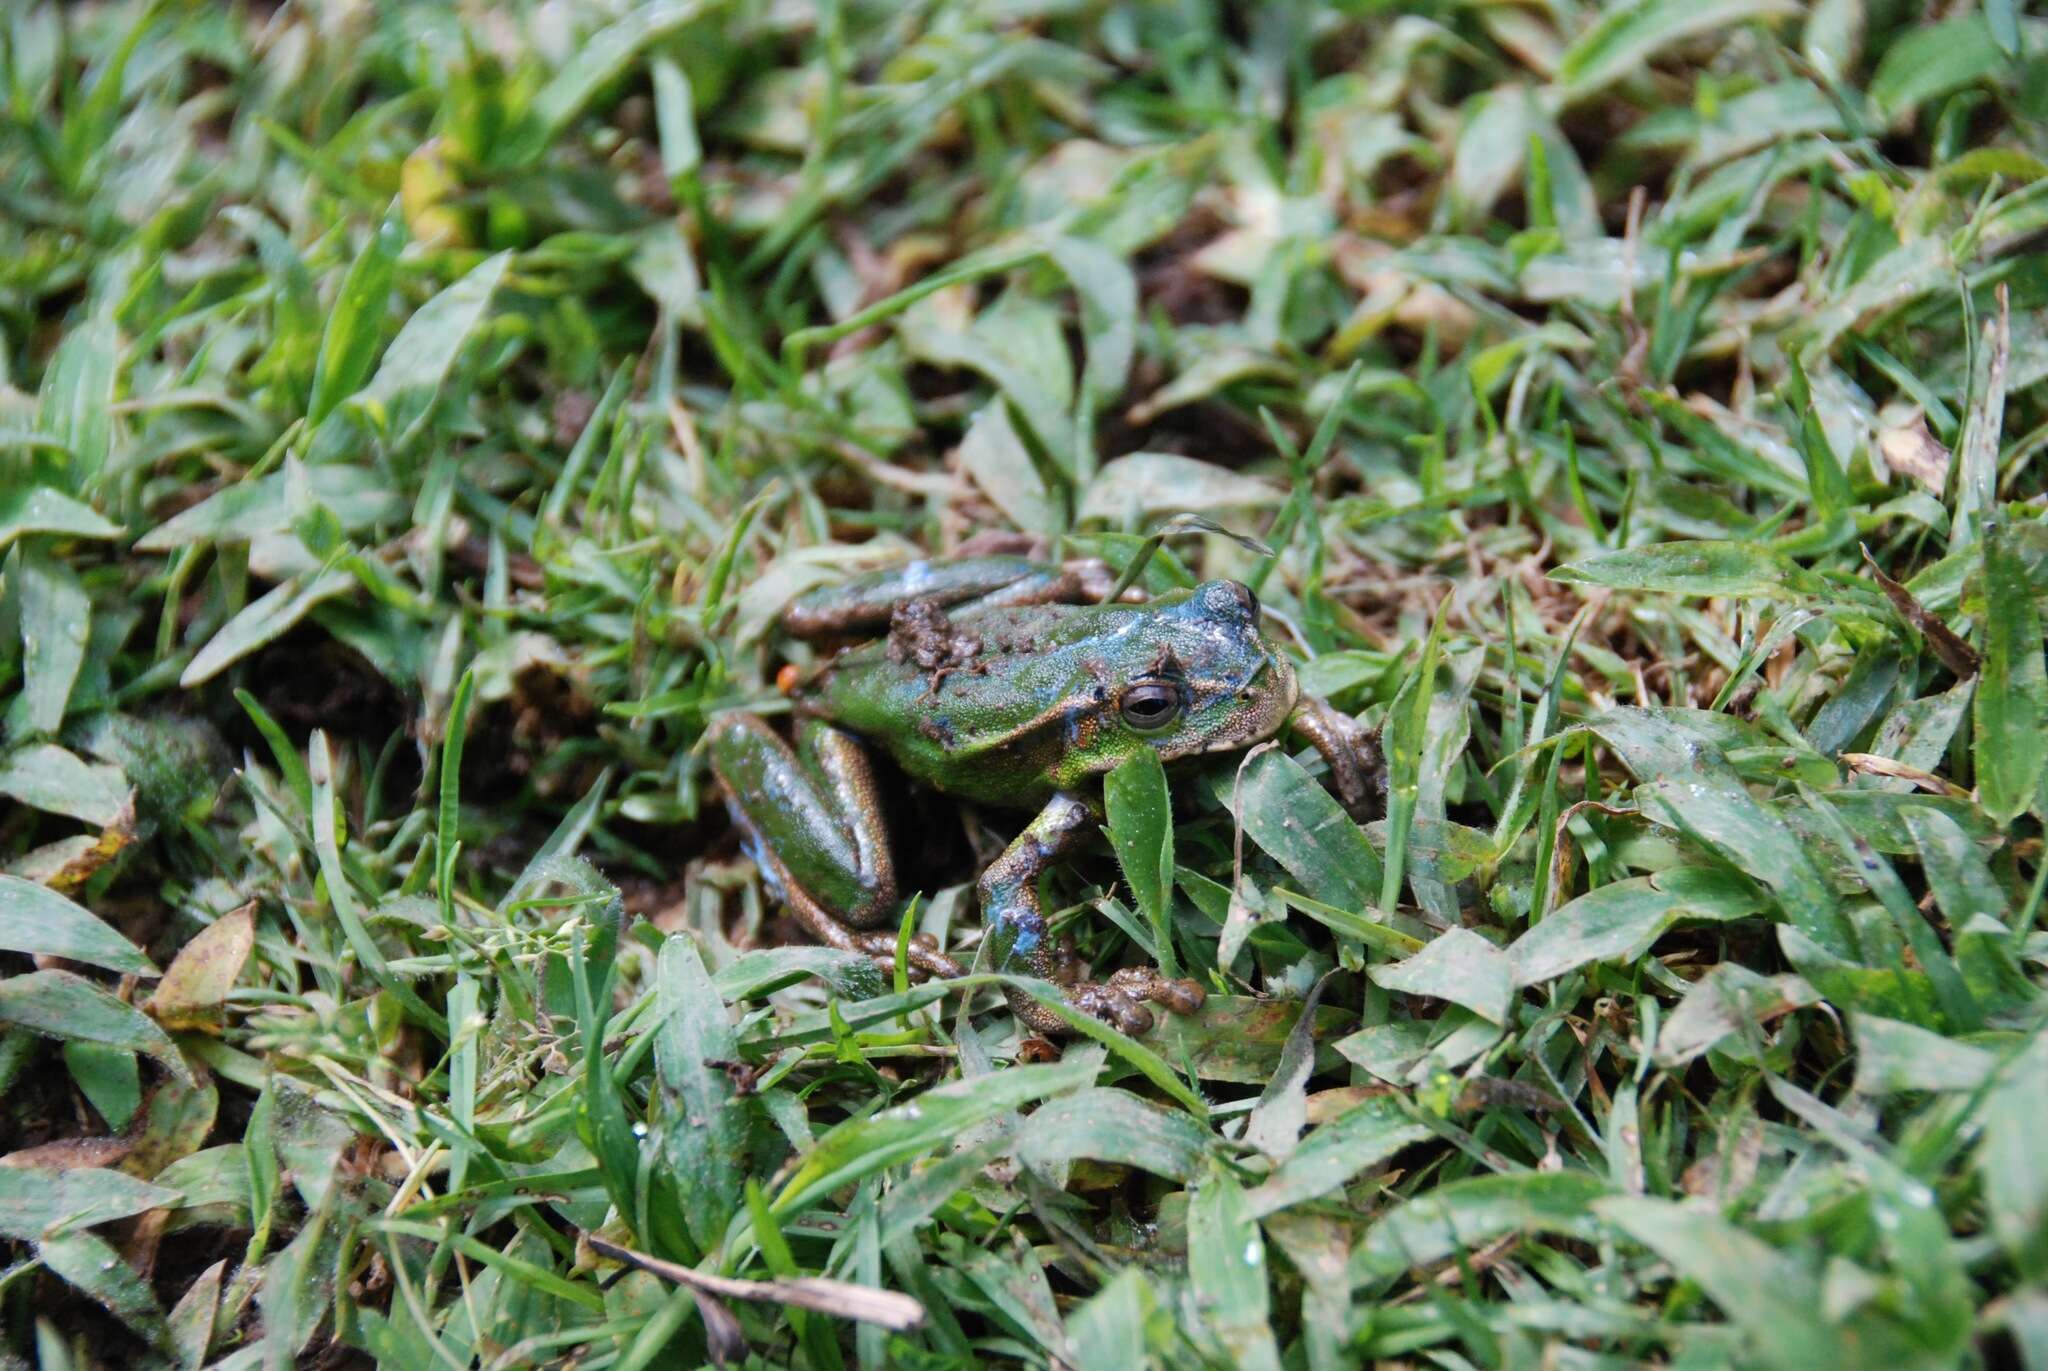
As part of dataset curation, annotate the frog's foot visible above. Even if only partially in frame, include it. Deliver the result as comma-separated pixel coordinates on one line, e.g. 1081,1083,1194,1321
1107,966,1207,1016
1015,968,1205,1037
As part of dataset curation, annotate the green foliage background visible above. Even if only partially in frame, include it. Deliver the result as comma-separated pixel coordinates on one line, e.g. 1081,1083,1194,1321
1,0,2046,1367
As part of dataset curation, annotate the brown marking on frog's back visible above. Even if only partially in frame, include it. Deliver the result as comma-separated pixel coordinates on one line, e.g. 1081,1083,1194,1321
886,600,988,696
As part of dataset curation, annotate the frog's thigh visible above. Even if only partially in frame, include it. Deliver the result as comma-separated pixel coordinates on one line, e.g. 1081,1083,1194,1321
955,558,1125,614
707,713,897,926
782,556,1045,637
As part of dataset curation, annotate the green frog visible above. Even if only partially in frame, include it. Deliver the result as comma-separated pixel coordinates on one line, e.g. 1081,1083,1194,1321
707,555,1380,1037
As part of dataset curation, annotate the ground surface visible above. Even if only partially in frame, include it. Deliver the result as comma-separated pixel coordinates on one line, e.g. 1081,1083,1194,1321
2,1,2046,1368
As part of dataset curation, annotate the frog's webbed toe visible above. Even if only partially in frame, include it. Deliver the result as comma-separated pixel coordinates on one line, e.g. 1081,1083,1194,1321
1062,981,1156,1036
847,929,963,982
1107,966,1207,1016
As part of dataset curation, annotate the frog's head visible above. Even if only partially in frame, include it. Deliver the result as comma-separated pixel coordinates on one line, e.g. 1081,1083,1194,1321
1080,578,1298,771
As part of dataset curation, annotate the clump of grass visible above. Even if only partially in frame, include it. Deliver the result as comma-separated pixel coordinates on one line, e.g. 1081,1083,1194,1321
2,2,2045,1368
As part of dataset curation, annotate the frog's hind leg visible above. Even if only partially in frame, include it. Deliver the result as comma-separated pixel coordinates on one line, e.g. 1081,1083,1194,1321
708,713,959,979
780,555,1144,639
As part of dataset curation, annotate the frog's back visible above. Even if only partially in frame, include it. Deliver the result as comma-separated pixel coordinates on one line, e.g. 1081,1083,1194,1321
799,582,1296,807
803,601,1122,807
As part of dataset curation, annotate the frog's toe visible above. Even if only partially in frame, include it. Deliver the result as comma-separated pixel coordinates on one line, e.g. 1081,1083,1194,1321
1067,982,1154,1036
1108,967,1207,1016
850,930,963,981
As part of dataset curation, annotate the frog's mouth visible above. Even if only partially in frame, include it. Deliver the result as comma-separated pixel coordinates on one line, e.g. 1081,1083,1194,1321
1191,651,1299,755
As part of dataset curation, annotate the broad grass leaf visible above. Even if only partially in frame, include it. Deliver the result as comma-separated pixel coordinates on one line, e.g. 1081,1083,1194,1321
64,1041,140,1131
135,466,402,551
1798,786,1979,1032
1636,770,1853,957
0,971,188,1082
1766,1075,1975,1364
1979,1031,2048,1278
1229,749,1384,919
1337,1010,1501,1084
1552,539,1801,597
1449,85,1540,227
654,934,750,1250
0,875,155,977
36,1229,169,1350
1049,235,1137,412
1866,681,1972,787
1557,0,1800,100
1905,807,2009,930
1017,1087,1211,1182
1654,963,1816,1065
900,288,1074,461
307,211,405,427
1143,994,1352,1084
0,744,130,827
165,1257,225,1367
524,1,719,161
1064,1269,1156,1371
1508,867,1758,986
1595,1197,1846,1370
1355,1171,1609,1280
1850,1014,1995,1094
1188,1169,1280,1371
0,1166,181,1240
1124,349,1294,426
713,946,886,1002
1974,525,2046,824
0,486,121,552
17,545,90,737
771,1060,1095,1218
153,1147,251,1231
352,250,510,441
958,402,1062,535
180,568,353,688
1802,0,1862,78
1798,237,1952,364
1243,974,1332,1161
148,903,256,1032
1869,16,2014,121
1078,454,1283,525
1105,747,1176,976
35,312,117,490
1246,1096,1433,1218
1368,927,1512,1025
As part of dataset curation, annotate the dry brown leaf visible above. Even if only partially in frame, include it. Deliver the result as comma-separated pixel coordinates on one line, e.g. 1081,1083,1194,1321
1861,545,1980,679
1876,407,1951,493
1839,752,1970,797
148,902,257,1033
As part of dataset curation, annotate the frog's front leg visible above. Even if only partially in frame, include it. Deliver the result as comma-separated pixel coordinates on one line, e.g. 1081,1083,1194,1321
708,713,961,980
980,792,1206,1038
1289,698,1385,822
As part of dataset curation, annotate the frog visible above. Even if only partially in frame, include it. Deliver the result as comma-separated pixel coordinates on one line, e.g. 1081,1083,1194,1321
707,554,1381,1038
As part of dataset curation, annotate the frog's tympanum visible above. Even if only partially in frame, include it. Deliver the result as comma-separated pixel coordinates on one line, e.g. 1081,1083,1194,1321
708,555,1380,1037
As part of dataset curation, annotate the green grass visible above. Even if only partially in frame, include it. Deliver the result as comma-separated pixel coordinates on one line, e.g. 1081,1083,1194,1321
2,1,2046,1367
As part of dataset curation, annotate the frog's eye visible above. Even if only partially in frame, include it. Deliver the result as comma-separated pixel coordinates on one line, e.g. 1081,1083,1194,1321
1119,681,1183,731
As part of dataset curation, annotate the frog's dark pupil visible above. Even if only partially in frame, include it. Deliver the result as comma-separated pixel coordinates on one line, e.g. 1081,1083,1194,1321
1121,684,1180,729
